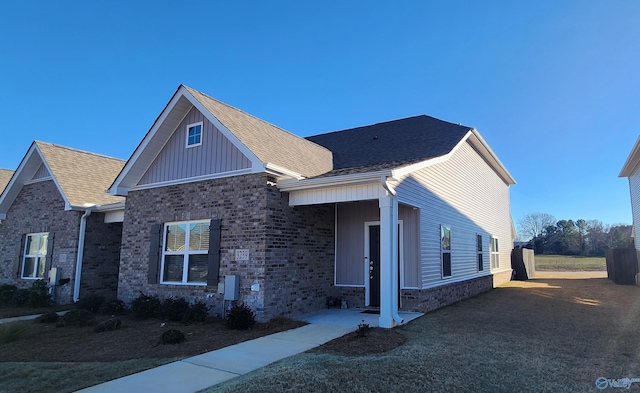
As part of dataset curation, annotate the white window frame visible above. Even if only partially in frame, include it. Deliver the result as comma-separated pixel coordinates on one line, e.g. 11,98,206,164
22,232,49,279
441,225,451,278
186,121,203,148
476,233,484,272
160,220,210,285
490,236,499,269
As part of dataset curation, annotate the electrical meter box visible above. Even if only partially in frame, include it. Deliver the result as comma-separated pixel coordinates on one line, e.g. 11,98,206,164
224,275,240,301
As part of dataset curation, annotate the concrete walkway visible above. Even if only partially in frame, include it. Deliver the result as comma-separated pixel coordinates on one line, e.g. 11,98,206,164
77,309,423,393
0,310,68,325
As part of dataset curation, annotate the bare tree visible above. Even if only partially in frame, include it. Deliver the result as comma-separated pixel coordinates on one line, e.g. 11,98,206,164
517,212,556,241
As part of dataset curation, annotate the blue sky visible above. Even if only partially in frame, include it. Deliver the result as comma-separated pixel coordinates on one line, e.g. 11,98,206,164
1,1,639,229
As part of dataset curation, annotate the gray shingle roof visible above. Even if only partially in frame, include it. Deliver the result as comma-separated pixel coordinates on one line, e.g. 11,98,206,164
35,142,125,207
305,115,472,177
0,169,14,193
185,86,333,178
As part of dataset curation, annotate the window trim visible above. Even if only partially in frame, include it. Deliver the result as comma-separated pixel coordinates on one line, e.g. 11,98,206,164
477,233,484,272
186,121,203,148
22,232,49,279
160,219,210,286
441,225,452,278
490,236,499,269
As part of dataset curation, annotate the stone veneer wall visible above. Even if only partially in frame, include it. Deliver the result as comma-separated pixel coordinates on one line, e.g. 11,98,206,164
0,180,81,303
117,173,335,321
80,213,122,300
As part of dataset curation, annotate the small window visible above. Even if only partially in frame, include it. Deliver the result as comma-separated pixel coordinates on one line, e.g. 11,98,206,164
490,237,499,269
186,122,203,148
22,233,49,279
477,234,483,271
161,220,210,285
441,225,451,277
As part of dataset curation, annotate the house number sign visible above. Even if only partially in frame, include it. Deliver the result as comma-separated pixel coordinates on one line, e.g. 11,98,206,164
235,249,250,261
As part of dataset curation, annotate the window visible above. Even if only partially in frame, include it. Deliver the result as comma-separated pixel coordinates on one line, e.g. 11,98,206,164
186,122,203,147
161,220,210,285
477,234,483,271
441,225,451,277
490,237,499,269
22,233,49,279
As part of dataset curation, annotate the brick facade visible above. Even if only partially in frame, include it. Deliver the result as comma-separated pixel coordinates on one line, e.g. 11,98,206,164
0,180,123,304
117,173,336,321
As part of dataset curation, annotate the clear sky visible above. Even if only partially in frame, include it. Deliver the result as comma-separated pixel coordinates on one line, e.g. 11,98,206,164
1,1,639,229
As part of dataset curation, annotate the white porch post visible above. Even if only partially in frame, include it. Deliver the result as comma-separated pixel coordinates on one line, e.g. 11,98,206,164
379,191,399,328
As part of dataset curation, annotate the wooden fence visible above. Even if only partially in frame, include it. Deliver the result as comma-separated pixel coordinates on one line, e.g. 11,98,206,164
605,248,640,285
511,248,535,280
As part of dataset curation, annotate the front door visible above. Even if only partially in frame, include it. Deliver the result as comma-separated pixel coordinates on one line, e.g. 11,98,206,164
368,225,381,307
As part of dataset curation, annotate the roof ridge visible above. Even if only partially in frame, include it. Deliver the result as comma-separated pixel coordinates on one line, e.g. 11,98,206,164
34,141,126,163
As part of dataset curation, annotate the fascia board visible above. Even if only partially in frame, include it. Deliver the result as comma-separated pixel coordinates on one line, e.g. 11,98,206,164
278,170,393,192
466,130,516,185
620,136,640,178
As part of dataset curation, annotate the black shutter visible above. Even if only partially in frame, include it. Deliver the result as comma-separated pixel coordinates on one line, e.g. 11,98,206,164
16,234,26,279
44,232,55,278
207,219,221,286
148,224,162,284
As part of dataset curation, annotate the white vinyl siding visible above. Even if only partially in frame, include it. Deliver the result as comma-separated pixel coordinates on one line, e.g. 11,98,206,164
628,167,640,250
395,140,513,288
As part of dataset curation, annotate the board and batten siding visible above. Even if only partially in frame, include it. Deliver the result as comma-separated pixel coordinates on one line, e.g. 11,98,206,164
139,107,252,185
335,201,420,288
30,163,51,181
628,166,640,249
395,140,513,289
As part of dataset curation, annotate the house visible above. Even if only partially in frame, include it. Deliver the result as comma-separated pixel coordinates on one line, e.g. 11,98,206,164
0,142,125,303
108,85,515,328
0,169,14,194
619,136,640,249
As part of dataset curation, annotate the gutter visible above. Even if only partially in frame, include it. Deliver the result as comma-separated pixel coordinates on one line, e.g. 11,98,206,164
380,176,404,326
73,206,95,303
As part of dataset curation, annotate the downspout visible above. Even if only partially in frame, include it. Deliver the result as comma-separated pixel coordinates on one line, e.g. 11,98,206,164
381,176,404,325
73,206,94,303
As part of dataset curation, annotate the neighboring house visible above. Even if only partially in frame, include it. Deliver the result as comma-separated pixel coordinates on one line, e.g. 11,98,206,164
0,142,125,304
108,85,516,328
0,169,14,194
619,136,640,249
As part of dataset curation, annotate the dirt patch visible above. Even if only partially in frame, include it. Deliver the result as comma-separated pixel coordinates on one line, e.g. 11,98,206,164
0,314,306,362
310,327,407,356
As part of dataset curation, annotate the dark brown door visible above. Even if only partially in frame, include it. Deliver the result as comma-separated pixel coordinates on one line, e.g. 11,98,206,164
369,225,381,307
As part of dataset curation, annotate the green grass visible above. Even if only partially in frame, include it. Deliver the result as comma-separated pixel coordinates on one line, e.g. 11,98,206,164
535,254,606,271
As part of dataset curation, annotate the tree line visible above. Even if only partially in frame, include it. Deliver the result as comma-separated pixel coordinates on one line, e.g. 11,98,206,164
517,212,634,256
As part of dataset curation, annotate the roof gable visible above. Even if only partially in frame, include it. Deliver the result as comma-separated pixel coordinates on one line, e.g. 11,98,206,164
0,142,125,217
109,85,333,195
620,136,640,177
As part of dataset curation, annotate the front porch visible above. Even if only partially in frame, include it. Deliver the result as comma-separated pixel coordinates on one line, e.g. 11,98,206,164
298,308,423,328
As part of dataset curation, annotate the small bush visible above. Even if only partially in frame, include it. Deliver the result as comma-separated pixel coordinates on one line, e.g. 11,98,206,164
160,329,185,344
56,309,95,327
0,322,29,344
0,284,17,306
226,303,256,330
26,280,51,308
12,289,29,307
34,312,60,323
188,301,210,323
131,293,160,319
356,320,371,338
99,299,128,315
94,318,122,333
76,295,105,313
159,297,191,322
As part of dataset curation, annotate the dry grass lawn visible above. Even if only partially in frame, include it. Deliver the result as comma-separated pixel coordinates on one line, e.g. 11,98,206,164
203,275,640,393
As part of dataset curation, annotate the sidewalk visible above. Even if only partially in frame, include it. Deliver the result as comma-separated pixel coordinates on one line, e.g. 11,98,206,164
0,310,68,324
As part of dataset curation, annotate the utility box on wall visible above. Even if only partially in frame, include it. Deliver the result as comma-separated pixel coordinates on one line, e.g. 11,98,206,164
224,275,240,300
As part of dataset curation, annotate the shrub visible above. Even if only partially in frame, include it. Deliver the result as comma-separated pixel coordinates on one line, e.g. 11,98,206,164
226,303,256,330
159,297,191,322
12,289,29,307
56,309,95,327
160,329,185,344
99,299,128,315
356,320,371,338
0,284,17,306
76,295,105,313
0,322,29,344
188,301,210,323
26,280,51,308
35,312,60,323
94,318,122,333
131,293,160,319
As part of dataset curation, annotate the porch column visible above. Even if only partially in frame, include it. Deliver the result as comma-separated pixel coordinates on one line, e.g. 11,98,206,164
379,191,399,328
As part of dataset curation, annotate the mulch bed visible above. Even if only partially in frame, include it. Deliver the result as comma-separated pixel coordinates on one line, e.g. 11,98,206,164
310,327,407,356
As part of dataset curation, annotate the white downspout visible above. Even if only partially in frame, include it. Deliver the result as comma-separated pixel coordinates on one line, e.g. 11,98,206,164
381,176,404,326
73,206,94,303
